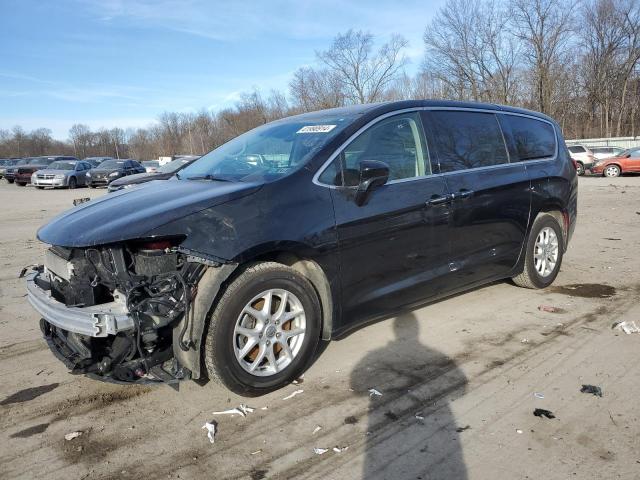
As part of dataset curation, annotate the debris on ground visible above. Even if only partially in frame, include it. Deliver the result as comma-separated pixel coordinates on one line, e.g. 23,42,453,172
581,384,603,397
312,426,322,434
368,388,383,397
250,450,262,455
612,320,640,334
64,431,83,441
534,392,545,399
456,425,471,433
260,406,268,410
344,416,358,425
332,446,349,453
521,338,529,344
72,197,91,206
211,404,254,417
415,412,425,420
202,422,216,444
533,408,556,419
313,447,329,455
516,429,523,434
292,374,305,385
538,305,566,314
283,389,304,400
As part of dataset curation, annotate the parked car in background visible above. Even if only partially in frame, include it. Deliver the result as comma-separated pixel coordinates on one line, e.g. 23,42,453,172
142,160,160,173
15,156,78,186
567,145,595,175
4,158,30,183
108,156,199,192
86,159,146,187
26,100,577,393
591,147,640,177
32,160,93,189
0,159,20,179
84,157,113,167
589,146,625,160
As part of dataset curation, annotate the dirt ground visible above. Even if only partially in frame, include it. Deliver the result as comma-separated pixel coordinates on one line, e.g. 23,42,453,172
1,177,639,480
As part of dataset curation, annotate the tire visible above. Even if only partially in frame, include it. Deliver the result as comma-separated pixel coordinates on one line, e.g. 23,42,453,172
36,186,44,190
68,177,77,189
16,182,26,187
603,164,620,178
204,262,321,395
89,184,96,189
512,214,564,289
7,179,14,184
576,162,585,176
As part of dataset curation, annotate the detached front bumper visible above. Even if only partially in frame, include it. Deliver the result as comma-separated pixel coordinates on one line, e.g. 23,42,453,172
26,271,134,337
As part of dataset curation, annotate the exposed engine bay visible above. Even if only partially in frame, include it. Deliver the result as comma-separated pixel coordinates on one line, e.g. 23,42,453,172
30,239,209,384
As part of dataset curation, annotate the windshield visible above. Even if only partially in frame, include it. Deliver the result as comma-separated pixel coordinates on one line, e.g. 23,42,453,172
159,158,191,173
99,160,125,169
179,116,355,182
28,157,54,165
48,161,75,170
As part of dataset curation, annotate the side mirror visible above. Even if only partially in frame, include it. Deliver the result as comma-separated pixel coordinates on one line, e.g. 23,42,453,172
355,160,389,206
623,153,631,158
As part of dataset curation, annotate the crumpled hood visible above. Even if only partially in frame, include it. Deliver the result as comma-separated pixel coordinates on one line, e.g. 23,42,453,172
37,179,262,247
109,171,172,186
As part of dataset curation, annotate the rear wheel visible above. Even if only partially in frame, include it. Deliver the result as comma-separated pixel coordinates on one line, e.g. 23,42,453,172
512,214,564,289
603,164,620,177
204,262,321,395
575,162,585,176
68,177,77,189
16,182,26,187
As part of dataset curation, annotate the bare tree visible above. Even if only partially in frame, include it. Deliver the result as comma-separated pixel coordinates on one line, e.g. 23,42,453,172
317,30,409,104
289,67,345,111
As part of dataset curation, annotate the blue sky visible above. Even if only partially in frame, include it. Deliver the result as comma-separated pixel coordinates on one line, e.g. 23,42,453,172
0,0,444,139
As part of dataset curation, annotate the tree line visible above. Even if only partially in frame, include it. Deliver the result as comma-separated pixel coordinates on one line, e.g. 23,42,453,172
1,0,638,160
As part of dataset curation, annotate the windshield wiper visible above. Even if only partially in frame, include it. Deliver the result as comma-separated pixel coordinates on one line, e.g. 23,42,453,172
184,174,233,182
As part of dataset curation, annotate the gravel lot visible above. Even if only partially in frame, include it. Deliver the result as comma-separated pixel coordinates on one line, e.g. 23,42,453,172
1,178,639,480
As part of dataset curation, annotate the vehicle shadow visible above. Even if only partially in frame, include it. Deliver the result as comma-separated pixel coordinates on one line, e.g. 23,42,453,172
349,313,468,480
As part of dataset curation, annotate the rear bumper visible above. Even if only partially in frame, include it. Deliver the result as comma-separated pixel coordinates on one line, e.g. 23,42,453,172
14,174,33,183
26,271,134,337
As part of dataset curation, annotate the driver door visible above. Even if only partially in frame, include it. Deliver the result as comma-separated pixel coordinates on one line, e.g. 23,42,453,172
319,112,453,328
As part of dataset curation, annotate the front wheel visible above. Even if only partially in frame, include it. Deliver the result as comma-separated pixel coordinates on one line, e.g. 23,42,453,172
512,214,564,289
603,165,620,177
16,182,26,187
68,177,77,189
7,179,14,184
204,262,321,395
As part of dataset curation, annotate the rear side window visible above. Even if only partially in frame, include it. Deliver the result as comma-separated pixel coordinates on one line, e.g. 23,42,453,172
428,111,508,173
568,146,585,153
506,115,556,161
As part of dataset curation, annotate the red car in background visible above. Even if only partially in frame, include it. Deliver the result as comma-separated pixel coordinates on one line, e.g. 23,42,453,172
590,147,640,177
14,156,78,186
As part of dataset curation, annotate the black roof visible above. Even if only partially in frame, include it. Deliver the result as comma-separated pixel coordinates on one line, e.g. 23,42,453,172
283,99,555,124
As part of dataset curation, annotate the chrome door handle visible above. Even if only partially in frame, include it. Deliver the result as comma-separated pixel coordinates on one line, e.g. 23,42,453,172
426,193,454,206
453,189,474,199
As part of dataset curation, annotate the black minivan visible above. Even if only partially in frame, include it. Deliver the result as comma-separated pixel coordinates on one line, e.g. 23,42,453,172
26,100,577,394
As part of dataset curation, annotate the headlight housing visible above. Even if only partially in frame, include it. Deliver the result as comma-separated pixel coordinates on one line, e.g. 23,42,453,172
86,172,91,177
54,174,65,180
109,171,120,177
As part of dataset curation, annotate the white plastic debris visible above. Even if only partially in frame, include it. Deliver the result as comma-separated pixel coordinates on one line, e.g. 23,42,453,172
313,447,329,455
292,374,305,384
521,338,529,344
212,407,245,417
64,431,83,441
516,429,523,434
613,320,640,334
313,425,322,434
534,392,545,399
211,404,254,417
260,406,268,410
202,422,216,444
250,450,262,455
283,389,304,400
415,413,425,420
368,388,383,397
332,446,349,453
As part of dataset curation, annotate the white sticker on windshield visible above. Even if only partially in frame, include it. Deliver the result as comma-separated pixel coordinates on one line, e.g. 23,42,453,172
297,125,337,134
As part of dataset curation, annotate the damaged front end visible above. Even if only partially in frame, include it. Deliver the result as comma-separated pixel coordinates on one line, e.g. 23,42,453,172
26,239,209,385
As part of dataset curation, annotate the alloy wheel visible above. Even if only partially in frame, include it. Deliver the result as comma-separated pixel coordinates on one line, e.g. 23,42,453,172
533,227,559,278
233,289,306,376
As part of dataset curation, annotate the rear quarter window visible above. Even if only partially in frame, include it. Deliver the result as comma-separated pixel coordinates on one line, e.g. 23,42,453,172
505,115,556,161
568,146,585,153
